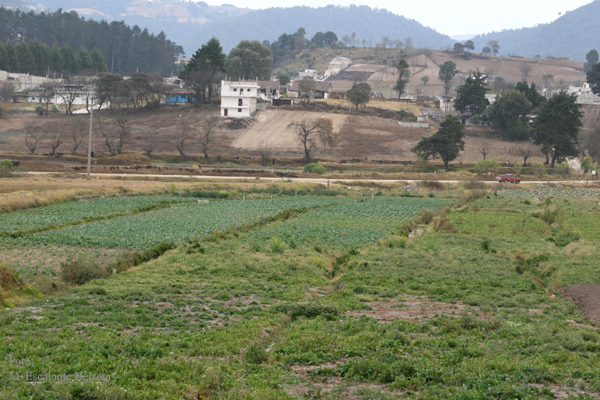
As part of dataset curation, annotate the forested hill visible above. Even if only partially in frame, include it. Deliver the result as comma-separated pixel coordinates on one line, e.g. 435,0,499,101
0,7,183,76
183,5,454,54
472,0,600,61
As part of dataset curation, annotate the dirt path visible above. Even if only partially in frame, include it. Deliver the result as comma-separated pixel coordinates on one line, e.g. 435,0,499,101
231,110,349,151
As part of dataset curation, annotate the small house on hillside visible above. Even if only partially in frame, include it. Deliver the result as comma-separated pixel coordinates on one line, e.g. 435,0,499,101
220,80,260,118
325,57,351,77
165,89,195,104
288,81,332,99
257,81,281,101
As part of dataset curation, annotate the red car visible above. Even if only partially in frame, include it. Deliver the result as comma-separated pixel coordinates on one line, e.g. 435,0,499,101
495,174,521,184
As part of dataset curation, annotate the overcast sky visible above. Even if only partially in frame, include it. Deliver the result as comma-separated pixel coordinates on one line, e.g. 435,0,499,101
211,0,594,36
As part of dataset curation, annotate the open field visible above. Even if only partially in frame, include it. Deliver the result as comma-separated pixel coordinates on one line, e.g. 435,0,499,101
1,177,600,399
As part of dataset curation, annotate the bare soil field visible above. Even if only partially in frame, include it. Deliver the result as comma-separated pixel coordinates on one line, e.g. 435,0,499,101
0,103,579,166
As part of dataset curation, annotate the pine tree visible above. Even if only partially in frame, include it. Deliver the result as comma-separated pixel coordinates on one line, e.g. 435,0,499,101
90,47,108,73
77,46,93,72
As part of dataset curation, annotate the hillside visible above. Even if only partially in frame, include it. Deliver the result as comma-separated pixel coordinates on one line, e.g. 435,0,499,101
183,5,454,54
1,1,455,55
472,0,600,61
274,48,586,96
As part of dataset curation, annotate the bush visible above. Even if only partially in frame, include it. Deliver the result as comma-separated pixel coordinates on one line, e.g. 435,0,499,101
513,162,523,177
0,264,24,305
556,162,571,177
581,157,597,174
463,178,486,189
269,236,286,253
244,343,269,364
303,163,326,175
60,259,110,285
51,105,59,113
0,160,14,178
474,158,500,176
531,162,546,178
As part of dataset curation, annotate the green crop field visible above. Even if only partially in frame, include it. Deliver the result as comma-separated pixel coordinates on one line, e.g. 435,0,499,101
1,189,600,400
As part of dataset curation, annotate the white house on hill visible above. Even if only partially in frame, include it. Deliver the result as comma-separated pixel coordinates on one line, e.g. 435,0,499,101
220,80,260,118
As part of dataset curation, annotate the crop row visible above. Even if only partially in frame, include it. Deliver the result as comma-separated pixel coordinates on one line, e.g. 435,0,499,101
497,188,600,198
0,196,188,234
6,197,349,249
248,197,453,247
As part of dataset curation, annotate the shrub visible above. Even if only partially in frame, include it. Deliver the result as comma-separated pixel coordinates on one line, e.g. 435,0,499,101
415,209,434,225
0,264,24,305
581,157,597,174
556,162,571,177
60,259,110,285
513,162,523,177
474,158,500,176
0,160,14,178
531,162,546,178
548,230,581,247
303,163,326,175
269,236,286,253
244,343,269,364
463,178,486,189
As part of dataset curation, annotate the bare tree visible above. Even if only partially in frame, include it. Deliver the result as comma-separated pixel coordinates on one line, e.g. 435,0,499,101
476,139,491,160
115,116,130,154
57,76,85,115
381,36,390,49
175,119,189,159
0,81,16,102
68,118,87,154
24,123,45,154
97,118,116,155
199,116,220,158
508,143,539,166
519,63,532,82
291,118,334,161
40,82,58,116
47,131,66,157
581,117,600,163
298,77,316,106
258,141,272,166
143,131,158,157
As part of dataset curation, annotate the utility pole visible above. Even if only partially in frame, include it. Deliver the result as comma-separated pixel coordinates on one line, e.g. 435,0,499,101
87,97,93,179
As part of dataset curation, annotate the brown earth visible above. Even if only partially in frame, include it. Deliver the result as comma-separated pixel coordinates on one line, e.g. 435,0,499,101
560,284,600,324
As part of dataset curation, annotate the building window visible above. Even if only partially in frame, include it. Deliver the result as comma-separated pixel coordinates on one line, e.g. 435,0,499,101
238,99,243,106
238,108,242,113
240,88,244,93
233,88,237,91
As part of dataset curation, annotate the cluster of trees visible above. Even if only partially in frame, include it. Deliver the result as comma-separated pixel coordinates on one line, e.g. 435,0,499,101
0,8,183,76
414,69,583,171
94,72,166,110
179,38,273,106
267,28,339,66
0,41,106,76
453,39,500,58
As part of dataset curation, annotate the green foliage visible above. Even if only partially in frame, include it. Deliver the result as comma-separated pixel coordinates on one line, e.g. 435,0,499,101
226,40,272,80
180,37,226,104
513,162,523,177
0,160,14,178
484,89,532,139
454,69,489,116
534,91,583,167
581,157,597,174
587,61,600,95
0,8,180,75
474,158,500,176
276,72,291,86
515,82,546,109
269,236,287,253
531,162,546,178
556,162,571,177
548,230,581,247
393,58,410,98
346,82,372,109
303,163,326,175
412,115,465,171
244,343,269,364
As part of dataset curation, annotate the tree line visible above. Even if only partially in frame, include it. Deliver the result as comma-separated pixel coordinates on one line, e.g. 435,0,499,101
0,41,107,76
0,7,183,76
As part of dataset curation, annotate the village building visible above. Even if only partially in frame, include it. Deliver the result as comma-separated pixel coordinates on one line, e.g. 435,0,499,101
325,57,351,77
220,80,260,118
257,80,281,101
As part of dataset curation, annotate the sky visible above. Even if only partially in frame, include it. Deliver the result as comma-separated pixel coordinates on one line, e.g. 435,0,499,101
210,0,595,37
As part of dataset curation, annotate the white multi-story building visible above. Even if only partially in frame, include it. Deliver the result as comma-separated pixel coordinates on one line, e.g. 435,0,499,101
220,80,260,118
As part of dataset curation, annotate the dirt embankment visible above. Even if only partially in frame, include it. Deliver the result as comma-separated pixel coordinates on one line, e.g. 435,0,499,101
560,285,600,324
